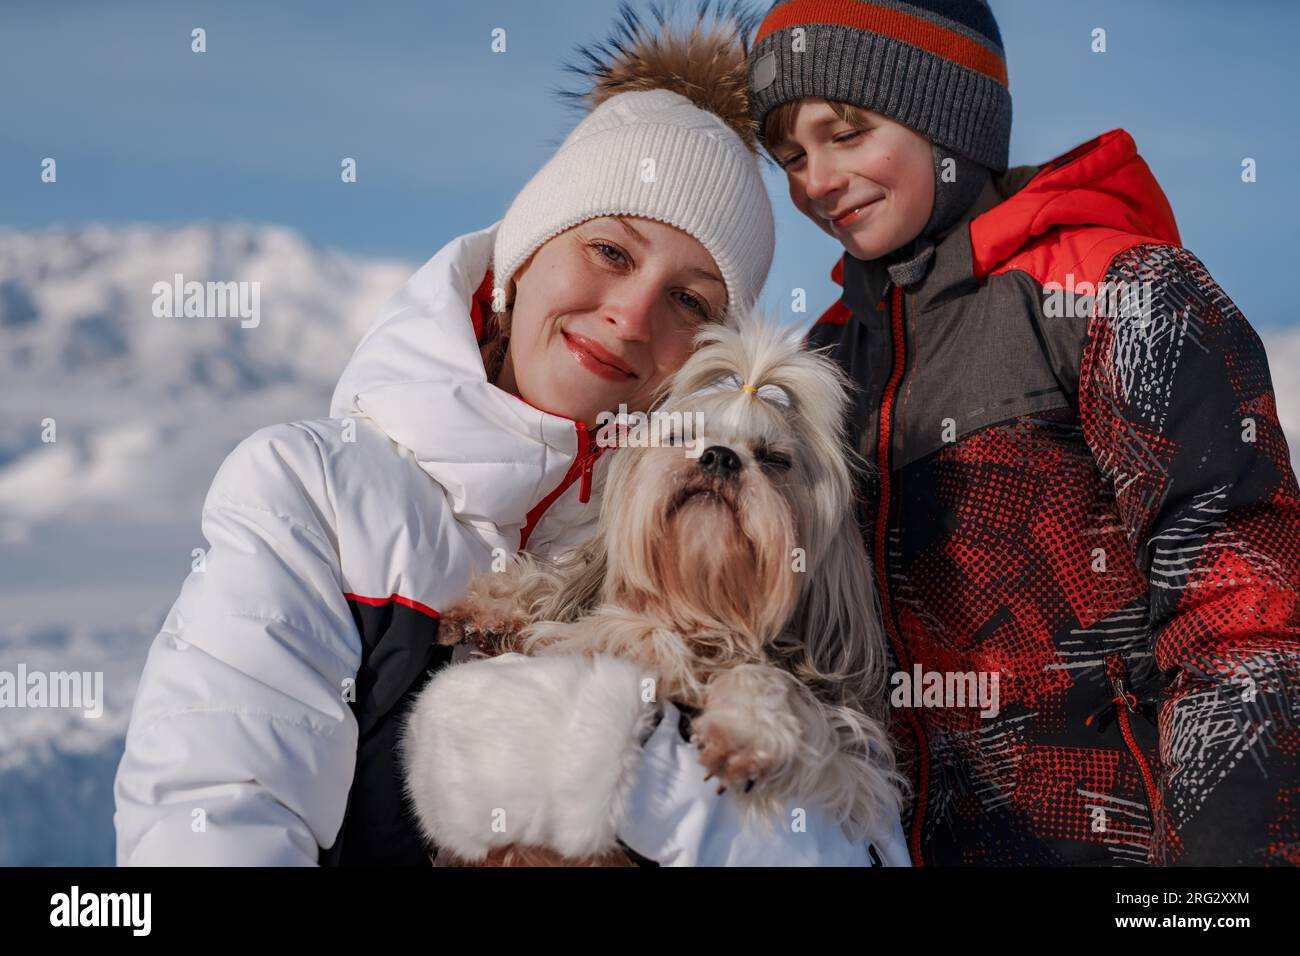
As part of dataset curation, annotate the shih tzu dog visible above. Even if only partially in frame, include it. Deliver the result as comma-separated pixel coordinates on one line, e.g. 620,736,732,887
399,313,906,865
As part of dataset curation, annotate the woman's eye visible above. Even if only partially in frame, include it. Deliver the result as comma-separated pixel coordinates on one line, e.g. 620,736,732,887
776,152,804,170
675,290,710,319
592,241,628,266
833,129,866,144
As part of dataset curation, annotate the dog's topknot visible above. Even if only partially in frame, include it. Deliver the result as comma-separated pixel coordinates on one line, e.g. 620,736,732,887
558,0,764,152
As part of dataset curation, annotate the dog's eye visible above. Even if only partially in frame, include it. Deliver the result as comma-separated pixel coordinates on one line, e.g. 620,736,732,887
755,446,793,470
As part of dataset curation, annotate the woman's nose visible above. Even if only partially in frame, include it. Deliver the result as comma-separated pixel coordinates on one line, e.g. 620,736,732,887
601,280,659,341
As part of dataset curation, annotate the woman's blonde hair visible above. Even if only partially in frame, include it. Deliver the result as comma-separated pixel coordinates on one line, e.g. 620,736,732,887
480,272,517,386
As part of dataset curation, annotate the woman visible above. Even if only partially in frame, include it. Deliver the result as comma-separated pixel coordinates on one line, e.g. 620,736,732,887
112,8,907,867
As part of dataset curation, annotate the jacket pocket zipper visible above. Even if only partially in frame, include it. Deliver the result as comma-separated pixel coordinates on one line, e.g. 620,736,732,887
1089,653,1160,858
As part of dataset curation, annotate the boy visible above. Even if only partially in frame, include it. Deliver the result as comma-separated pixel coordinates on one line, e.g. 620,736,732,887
748,0,1300,865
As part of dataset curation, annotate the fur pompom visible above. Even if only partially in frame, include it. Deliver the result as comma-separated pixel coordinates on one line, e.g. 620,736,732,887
559,0,764,151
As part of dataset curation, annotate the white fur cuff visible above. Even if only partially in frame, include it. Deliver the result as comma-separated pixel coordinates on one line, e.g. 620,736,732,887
399,652,656,861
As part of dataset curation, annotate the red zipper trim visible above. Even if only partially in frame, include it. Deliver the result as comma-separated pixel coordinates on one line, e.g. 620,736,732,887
1117,709,1159,821
875,284,930,867
518,421,598,551
1104,654,1160,852
579,444,597,503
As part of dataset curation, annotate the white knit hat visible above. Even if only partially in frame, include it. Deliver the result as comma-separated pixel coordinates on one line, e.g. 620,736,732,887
492,5,775,318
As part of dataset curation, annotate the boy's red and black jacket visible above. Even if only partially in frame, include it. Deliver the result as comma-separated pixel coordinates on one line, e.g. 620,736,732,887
810,128,1300,866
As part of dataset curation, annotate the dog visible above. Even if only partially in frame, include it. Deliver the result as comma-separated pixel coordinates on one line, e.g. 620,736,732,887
400,313,907,865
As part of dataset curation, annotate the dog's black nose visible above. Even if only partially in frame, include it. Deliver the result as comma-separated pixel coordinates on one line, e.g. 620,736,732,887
698,445,742,479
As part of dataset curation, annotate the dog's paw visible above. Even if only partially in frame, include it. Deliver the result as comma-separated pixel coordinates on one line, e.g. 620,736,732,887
434,606,472,646
690,666,806,794
435,603,525,655
690,708,781,793
434,605,486,647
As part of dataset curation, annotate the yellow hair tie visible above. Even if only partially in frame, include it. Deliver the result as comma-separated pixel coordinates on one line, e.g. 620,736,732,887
741,383,758,396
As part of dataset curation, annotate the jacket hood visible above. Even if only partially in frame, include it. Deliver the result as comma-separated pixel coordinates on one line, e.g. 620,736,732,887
329,222,601,545
970,128,1181,279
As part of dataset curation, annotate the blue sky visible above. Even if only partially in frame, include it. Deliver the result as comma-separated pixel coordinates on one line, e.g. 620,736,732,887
2,0,1297,328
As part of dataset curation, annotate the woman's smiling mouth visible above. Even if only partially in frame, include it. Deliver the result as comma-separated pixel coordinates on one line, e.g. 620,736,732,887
563,329,636,382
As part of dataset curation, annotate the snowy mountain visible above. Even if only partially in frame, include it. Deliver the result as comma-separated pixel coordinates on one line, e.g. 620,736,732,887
1265,328,1300,455
2,221,1298,865
0,222,414,547
0,222,414,864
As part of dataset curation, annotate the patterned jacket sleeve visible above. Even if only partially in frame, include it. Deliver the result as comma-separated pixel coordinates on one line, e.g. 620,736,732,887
1078,242,1300,865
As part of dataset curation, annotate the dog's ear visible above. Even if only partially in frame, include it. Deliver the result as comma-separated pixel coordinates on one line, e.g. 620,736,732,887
533,532,609,624
790,516,889,718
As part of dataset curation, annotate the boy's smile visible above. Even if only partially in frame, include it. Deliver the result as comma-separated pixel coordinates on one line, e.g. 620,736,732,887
769,99,935,262
825,196,883,230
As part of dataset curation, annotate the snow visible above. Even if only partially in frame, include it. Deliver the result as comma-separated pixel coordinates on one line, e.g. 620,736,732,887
1,221,1297,865
0,222,413,865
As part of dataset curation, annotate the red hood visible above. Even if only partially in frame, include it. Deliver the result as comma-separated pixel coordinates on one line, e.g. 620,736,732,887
970,128,1181,281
